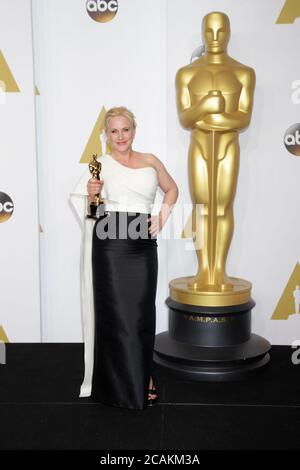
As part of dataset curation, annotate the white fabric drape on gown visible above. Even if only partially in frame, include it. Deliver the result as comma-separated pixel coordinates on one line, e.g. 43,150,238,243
69,166,98,397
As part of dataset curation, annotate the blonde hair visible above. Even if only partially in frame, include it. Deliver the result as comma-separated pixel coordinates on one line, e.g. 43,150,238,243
104,106,137,133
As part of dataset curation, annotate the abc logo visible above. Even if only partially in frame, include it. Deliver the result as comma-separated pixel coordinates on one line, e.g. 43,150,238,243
0,192,14,223
284,123,300,156
86,0,118,23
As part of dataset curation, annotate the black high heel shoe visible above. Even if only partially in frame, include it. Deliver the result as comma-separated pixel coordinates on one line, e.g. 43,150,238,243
146,379,158,406
147,388,158,406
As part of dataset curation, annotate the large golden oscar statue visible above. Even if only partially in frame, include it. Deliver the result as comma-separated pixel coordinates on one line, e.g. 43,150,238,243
154,12,270,380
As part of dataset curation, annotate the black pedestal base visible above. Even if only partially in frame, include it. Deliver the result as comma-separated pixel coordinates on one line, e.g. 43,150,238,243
154,297,271,381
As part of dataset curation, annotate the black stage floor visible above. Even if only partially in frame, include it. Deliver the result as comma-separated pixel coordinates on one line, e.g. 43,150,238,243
0,344,299,450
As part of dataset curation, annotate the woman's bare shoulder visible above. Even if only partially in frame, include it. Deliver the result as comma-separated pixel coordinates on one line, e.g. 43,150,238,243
141,152,165,171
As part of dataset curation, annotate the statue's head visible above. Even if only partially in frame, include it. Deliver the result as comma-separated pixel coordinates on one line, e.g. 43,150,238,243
202,11,230,53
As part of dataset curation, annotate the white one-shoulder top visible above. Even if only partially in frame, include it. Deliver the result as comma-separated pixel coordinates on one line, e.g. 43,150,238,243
98,154,159,214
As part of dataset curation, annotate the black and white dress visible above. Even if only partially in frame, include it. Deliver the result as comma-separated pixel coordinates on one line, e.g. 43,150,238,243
70,154,159,410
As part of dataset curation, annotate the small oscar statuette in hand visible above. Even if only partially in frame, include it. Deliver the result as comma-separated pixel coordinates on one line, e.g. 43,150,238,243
87,154,104,219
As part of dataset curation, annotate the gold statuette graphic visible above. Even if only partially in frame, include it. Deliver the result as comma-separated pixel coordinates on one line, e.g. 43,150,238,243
87,154,104,219
154,11,270,382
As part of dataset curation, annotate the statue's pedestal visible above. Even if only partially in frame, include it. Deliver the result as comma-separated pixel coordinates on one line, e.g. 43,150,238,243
154,277,271,381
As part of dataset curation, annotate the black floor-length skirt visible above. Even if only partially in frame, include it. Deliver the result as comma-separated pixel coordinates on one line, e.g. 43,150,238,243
91,211,158,410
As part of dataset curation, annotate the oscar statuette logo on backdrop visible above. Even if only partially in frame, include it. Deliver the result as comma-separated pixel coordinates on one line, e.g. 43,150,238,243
271,263,300,320
276,0,300,24
0,50,20,93
86,0,118,23
79,105,110,164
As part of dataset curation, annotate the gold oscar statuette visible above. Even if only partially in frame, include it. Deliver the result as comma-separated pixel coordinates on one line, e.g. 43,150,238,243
87,154,104,219
154,11,270,381
173,12,256,307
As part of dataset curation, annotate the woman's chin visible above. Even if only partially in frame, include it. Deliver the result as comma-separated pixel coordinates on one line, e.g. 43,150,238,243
112,144,131,152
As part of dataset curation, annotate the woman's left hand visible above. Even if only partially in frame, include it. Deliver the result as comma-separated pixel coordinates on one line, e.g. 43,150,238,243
147,213,166,237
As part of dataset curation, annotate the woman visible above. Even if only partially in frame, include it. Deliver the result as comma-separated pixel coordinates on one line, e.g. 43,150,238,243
87,106,178,409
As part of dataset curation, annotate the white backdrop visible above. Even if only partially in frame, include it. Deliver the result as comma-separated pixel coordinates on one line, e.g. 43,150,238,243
1,0,299,344
31,0,168,342
0,0,41,342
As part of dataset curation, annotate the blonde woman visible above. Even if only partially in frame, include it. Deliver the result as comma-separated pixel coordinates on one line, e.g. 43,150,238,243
86,106,178,409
